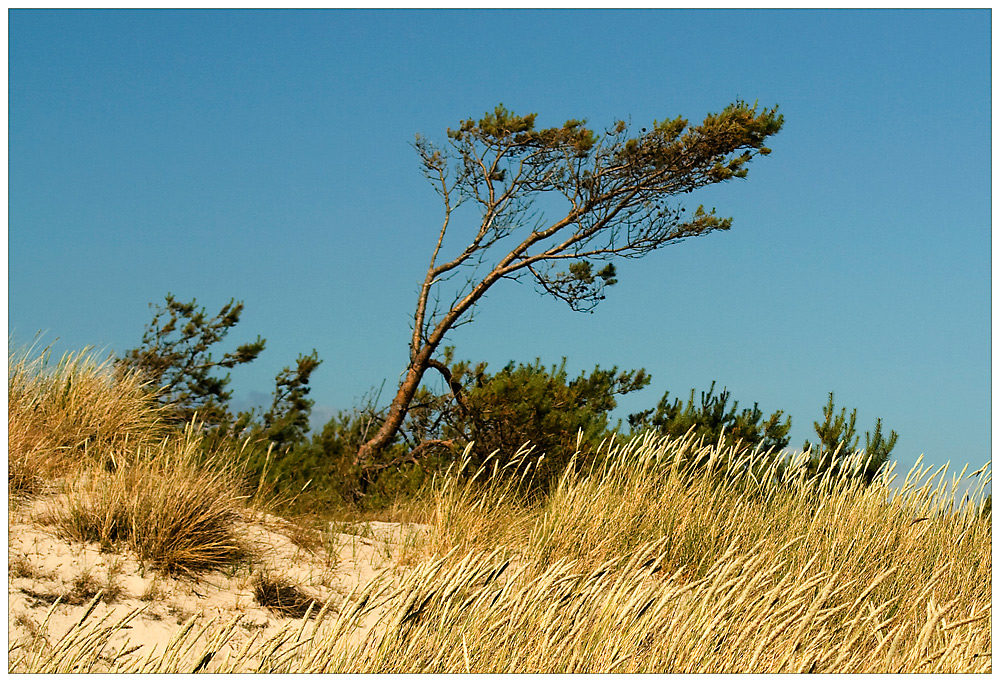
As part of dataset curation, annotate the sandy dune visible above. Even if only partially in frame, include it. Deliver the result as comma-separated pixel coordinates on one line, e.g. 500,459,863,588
8,497,431,670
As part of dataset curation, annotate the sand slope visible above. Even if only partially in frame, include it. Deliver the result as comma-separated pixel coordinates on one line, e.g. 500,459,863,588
8,497,430,671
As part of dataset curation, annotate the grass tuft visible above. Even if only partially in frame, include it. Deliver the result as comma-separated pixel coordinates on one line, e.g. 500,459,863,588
11,344,253,575
40,435,249,575
251,569,320,619
8,345,165,497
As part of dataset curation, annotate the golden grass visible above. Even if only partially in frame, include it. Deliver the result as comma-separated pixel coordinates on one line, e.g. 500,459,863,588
9,346,255,575
432,434,990,602
10,435,991,673
8,346,165,496
7,345,991,672
37,439,249,575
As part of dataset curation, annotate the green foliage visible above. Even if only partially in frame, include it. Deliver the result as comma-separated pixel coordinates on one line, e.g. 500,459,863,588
628,381,791,454
247,410,365,514
119,294,265,427
614,100,782,182
861,417,899,481
312,406,442,508
804,392,857,461
535,261,620,312
253,351,322,452
426,353,650,491
120,294,321,453
285,353,650,508
803,392,898,483
446,104,598,155
263,406,441,512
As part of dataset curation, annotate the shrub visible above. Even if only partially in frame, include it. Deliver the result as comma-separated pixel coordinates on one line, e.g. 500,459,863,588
118,293,321,454
628,381,791,455
442,357,649,489
803,392,899,483
263,355,648,509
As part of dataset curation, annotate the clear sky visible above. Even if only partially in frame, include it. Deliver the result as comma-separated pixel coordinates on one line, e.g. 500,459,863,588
8,9,992,478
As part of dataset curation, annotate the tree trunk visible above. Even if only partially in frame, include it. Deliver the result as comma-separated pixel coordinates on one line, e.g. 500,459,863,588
354,269,505,470
354,345,434,467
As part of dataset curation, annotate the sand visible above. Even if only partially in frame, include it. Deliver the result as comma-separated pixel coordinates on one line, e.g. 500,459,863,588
8,495,432,671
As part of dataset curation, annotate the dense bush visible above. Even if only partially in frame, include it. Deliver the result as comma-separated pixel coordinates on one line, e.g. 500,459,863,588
432,355,649,490
247,408,441,513
277,355,649,508
628,381,791,453
234,366,903,512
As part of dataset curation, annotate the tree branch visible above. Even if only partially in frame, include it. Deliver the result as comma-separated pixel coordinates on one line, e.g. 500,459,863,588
426,358,469,418
360,439,456,476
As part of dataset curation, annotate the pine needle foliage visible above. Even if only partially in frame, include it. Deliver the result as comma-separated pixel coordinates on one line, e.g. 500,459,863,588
118,294,323,452
804,391,899,483
118,294,266,428
408,351,650,491
628,380,791,453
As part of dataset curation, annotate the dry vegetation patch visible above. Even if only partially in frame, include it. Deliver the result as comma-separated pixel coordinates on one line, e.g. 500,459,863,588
251,569,321,619
38,443,249,575
8,348,165,498
7,346,991,673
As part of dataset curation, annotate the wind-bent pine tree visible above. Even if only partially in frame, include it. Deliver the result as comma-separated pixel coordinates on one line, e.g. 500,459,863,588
354,102,784,470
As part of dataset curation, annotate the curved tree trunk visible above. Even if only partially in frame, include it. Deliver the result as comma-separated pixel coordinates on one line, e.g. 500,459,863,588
354,272,500,470
354,345,434,468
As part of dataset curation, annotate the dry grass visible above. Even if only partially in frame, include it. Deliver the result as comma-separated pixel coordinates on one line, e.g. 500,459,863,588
7,345,991,673
251,569,321,619
37,425,250,575
9,345,255,575
9,554,56,582
8,345,165,497
432,434,990,602
10,434,991,673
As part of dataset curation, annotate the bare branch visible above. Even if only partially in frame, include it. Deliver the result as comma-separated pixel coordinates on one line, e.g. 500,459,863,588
360,439,456,476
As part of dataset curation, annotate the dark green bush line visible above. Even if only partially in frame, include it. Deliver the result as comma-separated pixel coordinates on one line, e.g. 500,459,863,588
116,296,901,515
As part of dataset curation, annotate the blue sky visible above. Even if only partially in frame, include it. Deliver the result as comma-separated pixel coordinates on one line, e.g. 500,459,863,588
8,9,991,478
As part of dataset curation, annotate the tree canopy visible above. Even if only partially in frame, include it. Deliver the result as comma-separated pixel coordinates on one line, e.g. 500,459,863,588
355,102,784,473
